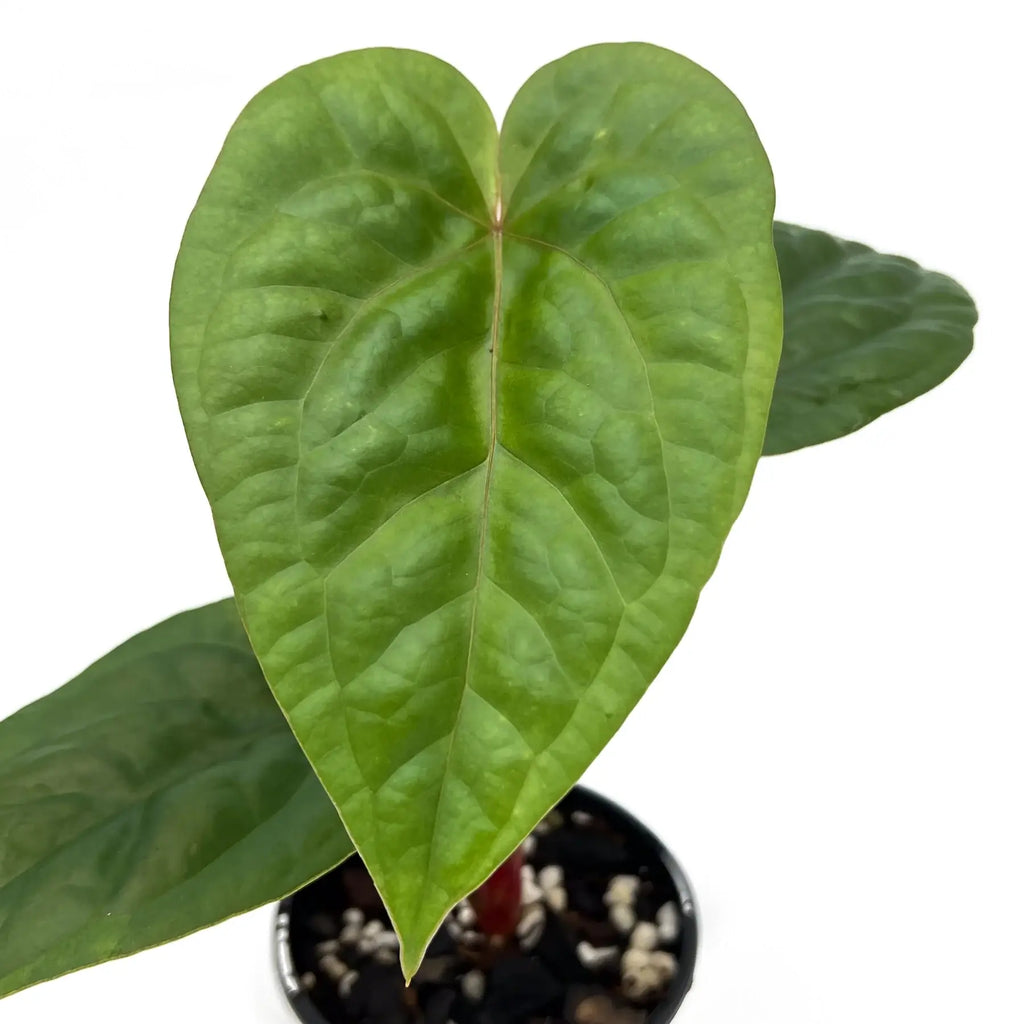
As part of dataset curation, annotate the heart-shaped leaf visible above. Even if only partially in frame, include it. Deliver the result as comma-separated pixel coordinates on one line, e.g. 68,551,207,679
764,221,976,454
171,43,782,975
0,601,351,999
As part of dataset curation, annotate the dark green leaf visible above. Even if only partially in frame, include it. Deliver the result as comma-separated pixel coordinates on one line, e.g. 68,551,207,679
170,44,782,975
765,221,976,455
0,600,351,999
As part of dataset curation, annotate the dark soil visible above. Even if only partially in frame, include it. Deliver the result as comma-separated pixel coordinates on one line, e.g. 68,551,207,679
282,788,696,1024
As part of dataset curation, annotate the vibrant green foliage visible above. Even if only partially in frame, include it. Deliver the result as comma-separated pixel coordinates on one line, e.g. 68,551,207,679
0,601,351,999
170,43,782,975
765,222,976,454
2,44,974,987
167,44,778,970
0,36,979,1001
0,215,977,992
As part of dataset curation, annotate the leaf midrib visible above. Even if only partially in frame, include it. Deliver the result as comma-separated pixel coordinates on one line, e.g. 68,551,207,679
412,198,504,935
409,202,683,936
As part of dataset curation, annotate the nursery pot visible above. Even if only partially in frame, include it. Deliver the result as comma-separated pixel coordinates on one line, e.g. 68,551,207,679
274,786,699,1024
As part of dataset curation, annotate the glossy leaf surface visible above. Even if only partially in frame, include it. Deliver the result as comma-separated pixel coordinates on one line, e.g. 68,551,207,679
765,221,976,454
0,601,351,999
171,44,782,975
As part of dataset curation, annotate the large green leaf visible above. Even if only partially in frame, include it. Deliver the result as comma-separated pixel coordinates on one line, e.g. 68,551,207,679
0,601,351,999
170,43,782,976
764,221,976,455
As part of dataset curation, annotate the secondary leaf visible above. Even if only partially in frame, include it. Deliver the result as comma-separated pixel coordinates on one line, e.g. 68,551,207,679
170,44,782,976
764,221,976,454
0,600,351,999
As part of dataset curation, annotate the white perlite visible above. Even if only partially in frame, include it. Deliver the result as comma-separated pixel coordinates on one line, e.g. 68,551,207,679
544,885,568,912
357,920,385,956
621,948,678,1002
319,954,348,982
456,902,477,928
655,902,680,943
538,864,566,912
629,922,658,951
609,903,636,934
622,949,647,973
517,901,546,950
521,865,544,906
339,969,359,998
538,865,564,891
649,951,677,980
603,875,640,907
622,963,661,1002
461,969,486,1002
576,941,619,970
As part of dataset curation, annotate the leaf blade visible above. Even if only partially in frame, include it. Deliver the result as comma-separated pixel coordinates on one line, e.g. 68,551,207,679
0,600,351,999
171,44,782,976
764,221,976,454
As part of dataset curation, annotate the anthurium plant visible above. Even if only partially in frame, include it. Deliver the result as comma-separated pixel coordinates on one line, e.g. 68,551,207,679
0,43,975,1000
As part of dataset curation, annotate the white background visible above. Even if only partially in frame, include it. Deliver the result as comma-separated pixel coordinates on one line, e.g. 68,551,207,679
1,0,1021,1021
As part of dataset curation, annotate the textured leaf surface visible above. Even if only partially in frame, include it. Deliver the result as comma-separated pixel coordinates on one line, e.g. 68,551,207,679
170,44,782,975
765,221,976,454
0,601,351,999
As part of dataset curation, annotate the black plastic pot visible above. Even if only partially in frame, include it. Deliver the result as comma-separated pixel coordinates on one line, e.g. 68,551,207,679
275,785,699,1024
